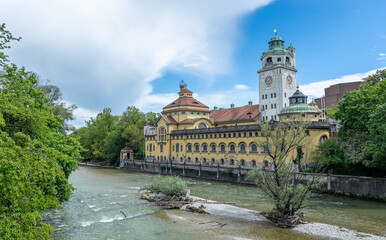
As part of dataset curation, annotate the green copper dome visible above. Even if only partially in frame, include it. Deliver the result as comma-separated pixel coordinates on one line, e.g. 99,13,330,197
280,85,320,114
280,104,319,114
262,31,294,56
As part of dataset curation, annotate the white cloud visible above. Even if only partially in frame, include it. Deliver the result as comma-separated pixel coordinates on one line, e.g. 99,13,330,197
235,84,250,90
0,0,272,129
378,53,386,56
299,67,386,98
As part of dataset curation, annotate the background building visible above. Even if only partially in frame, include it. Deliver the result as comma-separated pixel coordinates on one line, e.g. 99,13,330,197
314,81,362,110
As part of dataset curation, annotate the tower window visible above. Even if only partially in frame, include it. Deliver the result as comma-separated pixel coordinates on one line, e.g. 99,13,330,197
271,93,273,98
285,93,287,97
267,57,272,63
262,95,265,99
274,93,276,97
277,57,281,62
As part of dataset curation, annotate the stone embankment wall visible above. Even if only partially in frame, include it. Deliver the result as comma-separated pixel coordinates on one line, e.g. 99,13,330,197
121,160,386,200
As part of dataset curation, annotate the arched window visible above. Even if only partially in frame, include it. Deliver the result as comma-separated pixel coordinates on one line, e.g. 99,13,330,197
159,127,166,141
239,143,246,152
264,160,269,168
180,157,184,162
319,135,328,144
230,159,234,165
176,143,179,152
229,143,236,152
203,158,207,164
194,143,200,152
220,159,225,165
202,143,208,152
210,143,216,152
172,157,175,162
187,144,192,152
262,145,269,153
195,157,199,163
187,157,191,162
219,143,226,152
252,160,257,167
198,123,207,129
250,143,257,152
240,159,245,166
211,158,215,164
267,57,272,63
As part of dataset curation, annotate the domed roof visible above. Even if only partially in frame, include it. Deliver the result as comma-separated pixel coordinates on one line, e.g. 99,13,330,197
280,104,320,114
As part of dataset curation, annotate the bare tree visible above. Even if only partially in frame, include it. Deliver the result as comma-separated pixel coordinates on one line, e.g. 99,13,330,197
247,119,322,228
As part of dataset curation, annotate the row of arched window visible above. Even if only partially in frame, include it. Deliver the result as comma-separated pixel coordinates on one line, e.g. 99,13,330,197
184,142,268,154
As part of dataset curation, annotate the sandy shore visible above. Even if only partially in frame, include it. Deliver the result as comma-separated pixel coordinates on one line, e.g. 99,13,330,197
179,196,386,240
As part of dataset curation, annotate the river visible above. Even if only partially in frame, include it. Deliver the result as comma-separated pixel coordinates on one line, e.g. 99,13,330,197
43,166,386,239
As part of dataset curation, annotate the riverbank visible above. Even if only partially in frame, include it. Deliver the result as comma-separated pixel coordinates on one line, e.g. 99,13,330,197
179,198,385,240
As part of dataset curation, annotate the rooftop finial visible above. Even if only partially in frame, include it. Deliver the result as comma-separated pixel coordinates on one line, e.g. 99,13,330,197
274,29,277,35
296,84,299,90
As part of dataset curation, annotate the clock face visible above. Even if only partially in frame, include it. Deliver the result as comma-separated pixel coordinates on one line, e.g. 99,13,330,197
265,76,273,86
286,75,293,85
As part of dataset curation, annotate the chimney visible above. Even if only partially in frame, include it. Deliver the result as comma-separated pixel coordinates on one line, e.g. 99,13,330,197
248,100,253,106
230,103,235,109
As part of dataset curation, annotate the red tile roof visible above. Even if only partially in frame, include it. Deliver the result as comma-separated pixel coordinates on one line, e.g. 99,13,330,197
308,101,322,112
164,97,208,109
210,105,260,123
179,88,192,93
180,119,193,124
162,115,177,124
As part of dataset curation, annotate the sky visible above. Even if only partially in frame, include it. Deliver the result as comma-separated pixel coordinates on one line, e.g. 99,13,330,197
1,0,385,128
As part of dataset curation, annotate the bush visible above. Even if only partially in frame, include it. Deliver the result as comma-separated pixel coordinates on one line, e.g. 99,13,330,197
146,175,186,196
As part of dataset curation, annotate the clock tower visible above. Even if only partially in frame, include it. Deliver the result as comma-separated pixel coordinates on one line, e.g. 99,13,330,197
258,30,297,122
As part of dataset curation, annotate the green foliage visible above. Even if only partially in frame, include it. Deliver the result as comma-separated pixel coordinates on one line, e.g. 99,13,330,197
0,23,21,66
318,70,386,176
0,24,81,238
104,130,125,165
146,175,187,196
363,103,386,170
73,105,158,164
39,84,78,132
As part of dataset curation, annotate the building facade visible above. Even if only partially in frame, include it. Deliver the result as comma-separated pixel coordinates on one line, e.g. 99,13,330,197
144,33,330,168
314,81,362,110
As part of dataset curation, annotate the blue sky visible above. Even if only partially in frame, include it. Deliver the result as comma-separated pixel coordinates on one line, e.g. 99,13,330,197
1,0,385,128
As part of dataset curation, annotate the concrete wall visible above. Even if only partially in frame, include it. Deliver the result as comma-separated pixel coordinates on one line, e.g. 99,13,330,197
122,160,386,200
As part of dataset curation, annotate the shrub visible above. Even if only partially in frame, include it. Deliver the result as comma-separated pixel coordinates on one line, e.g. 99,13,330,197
146,175,187,196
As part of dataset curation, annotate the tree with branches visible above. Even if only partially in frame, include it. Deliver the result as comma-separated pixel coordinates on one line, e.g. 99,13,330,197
247,120,322,228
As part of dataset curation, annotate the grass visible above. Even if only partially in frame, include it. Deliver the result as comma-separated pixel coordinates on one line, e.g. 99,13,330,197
146,175,187,196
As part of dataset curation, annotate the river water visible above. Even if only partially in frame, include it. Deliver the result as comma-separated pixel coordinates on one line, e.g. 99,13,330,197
44,166,386,239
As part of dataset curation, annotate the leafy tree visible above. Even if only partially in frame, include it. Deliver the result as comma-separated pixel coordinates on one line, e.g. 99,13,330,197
0,23,21,66
329,70,386,176
247,120,322,228
39,84,78,132
104,130,125,165
87,108,119,159
363,103,386,170
0,24,81,238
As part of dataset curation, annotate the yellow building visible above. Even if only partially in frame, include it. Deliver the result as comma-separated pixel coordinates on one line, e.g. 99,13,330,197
144,33,330,169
